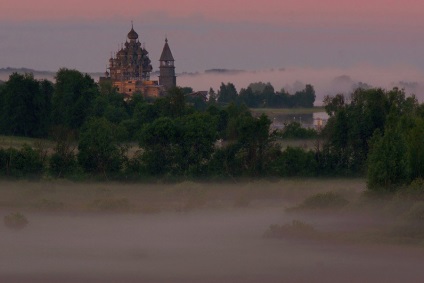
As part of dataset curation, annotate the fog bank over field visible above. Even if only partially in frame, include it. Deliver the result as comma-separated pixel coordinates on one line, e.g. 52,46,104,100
1,180,424,282
178,65,424,105
2,210,424,283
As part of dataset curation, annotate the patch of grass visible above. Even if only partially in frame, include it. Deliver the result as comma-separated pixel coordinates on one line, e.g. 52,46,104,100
4,212,29,230
264,220,318,239
290,191,349,211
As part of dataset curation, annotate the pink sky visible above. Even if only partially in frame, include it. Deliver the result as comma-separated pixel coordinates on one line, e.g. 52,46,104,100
1,0,424,97
2,0,423,27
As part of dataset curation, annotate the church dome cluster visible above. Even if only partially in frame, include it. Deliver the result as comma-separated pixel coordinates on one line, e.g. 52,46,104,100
108,24,152,82
102,24,177,97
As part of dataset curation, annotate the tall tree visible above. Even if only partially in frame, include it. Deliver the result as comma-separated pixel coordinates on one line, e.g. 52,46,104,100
52,68,99,130
78,117,127,176
217,82,238,104
0,73,53,137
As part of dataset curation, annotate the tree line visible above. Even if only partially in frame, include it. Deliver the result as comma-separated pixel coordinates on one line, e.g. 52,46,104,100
0,69,423,192
210,82,316,108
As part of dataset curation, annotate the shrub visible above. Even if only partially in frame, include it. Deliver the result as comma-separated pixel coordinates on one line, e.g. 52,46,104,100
272,147,317,177
279,122,318,139
49,151,78,177
4,212,29,230
0,145,44,177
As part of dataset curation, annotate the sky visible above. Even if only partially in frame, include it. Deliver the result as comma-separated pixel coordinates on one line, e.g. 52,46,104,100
1,0,424,98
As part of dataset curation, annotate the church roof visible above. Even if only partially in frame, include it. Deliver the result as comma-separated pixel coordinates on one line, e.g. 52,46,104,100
128,25,139,40
159,38,175,61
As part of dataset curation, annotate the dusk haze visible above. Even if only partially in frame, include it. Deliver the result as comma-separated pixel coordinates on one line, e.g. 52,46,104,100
2,1,424,283
1,0,424,99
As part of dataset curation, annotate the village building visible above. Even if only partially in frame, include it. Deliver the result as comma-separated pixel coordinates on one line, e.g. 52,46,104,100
100,24,176,98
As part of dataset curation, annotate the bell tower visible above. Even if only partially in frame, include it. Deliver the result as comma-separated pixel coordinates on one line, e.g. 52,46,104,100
159,38,176,91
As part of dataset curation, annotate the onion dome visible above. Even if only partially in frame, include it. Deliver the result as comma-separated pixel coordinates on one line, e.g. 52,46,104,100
127,25,138,40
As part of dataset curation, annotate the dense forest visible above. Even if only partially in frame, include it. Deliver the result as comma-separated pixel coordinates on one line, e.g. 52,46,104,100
0,69,423,193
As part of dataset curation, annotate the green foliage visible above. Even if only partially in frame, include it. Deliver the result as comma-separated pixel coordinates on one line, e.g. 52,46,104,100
279,121,318,139
52,68,99,130
78,117,127,176
0,145,44,177
49,126,78,177
0,73,53,137
237,83,316,108
322,88,417,175
367,127,408,191
138,112,217,176
138,117,178,175
272,147,317,177
4,212,29,230
406,118,424,180
155,87,188,118
217,82,238,104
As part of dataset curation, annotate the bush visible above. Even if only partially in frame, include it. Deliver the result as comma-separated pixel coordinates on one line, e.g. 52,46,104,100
272,147,317,177
279,122,318,139
49,151,78,177
4,212,29,230
0,145,44,177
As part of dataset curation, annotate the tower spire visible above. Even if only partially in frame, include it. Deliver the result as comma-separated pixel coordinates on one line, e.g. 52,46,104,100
159,37,176,91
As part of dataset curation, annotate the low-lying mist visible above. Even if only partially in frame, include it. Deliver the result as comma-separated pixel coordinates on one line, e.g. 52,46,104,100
1,180,424,282
178,65,424,104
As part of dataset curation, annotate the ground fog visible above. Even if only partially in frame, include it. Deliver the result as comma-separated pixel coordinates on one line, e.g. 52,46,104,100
1,179,424,282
